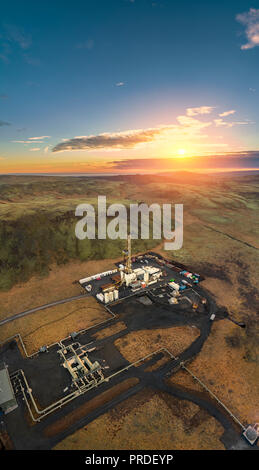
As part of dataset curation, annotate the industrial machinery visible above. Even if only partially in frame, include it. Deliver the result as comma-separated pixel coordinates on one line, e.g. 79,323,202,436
123,234,133,274
58,343,104,390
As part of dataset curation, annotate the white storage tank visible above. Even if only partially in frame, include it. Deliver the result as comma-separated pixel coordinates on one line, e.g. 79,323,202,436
104,293,110,304
109,291,114,302
114,290,119,300
96,293,104,302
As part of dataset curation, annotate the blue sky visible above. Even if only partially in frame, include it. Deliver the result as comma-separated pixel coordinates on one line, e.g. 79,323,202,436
0,0,259,173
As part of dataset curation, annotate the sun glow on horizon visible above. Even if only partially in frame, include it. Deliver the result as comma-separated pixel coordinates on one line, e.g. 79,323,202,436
177,148,186,157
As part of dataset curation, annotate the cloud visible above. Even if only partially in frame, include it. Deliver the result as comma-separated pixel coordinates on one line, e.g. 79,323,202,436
52,127,172,152
29,147,41,151
0,42,12,63
13,140,45,144
0,120,11,126
186,106,214,116
176,115,211,129
13,136,50,144
0,94,8,99
214,118,249,128
52,114,212,153
23,54,42,66
52,105,251,153
116,82,125,87
219,110,236,117
0,24,32,63
28,136,50,140
249,87,256,92
108,151,259,171
76,39,94,50
236,8,259,50
4,24,31,49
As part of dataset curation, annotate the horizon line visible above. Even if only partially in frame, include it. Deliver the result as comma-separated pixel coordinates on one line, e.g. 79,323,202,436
1,168,259,177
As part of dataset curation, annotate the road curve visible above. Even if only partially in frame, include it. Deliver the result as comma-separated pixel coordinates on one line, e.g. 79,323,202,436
0,294,89,327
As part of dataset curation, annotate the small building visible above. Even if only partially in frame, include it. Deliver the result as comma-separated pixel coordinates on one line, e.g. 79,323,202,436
0,366,18,415
243,425,259,445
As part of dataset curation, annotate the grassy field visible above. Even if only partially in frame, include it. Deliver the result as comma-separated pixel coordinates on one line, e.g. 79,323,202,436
93,321,127,340
0,296,109,355
114,326,200,362
0,172,258,291
178,319,259,425
0,172,258,449
46,378,139,439
54,389,225,450
0,257,123,320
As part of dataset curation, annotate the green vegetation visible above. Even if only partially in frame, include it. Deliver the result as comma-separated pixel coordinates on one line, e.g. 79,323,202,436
0,172,258,291
0,176,160,289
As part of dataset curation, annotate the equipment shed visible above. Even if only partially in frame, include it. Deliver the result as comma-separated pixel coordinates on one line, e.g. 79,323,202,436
0,367,18,415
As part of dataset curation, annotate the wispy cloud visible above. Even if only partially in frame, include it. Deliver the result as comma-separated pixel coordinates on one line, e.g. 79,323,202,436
0,42,12,63
52,127,173,152
0,24,40,65
116,82,125,87
0,120,11,127
13,136,50,144
52,112,212,153
28,136,50,140
108,151,259,171
13,140,45,144
0,94,8,99
23,54,42,66
219,110,236,117
4,24,31,49
214,118,249,128
51,105,252,153
236,8,259,50
176,115,211,129
0,24,31,62
29,147,40,151
76,39,94,50
186,106,214,116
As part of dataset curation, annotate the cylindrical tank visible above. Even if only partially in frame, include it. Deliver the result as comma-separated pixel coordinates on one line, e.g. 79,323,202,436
96,293,104,302
114,290,119,300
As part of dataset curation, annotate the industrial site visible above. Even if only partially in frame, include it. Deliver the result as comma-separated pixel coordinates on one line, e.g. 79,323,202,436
0,236,258,450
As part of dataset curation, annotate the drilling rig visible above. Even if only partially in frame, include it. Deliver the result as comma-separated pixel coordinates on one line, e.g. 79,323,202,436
123,234,133,274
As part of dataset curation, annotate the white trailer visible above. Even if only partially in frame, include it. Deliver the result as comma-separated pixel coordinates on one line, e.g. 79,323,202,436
168,281,180,291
